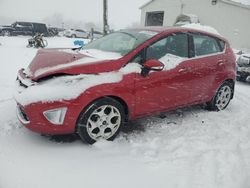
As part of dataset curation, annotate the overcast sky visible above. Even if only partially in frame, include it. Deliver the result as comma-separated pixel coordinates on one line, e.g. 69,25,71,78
0,0,149,30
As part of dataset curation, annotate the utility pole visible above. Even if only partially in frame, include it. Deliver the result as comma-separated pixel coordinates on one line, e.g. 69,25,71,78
179,0,184,14
103,0,109,35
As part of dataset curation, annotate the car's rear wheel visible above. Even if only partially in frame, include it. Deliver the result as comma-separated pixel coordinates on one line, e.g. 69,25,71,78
77,98,125,144
207,82,233,111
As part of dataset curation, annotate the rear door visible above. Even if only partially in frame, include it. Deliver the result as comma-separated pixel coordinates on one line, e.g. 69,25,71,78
186,33,227,102
33,23,48,35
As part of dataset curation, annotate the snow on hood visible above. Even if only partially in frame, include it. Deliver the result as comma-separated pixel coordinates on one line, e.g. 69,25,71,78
58,49,122,59
25,48,123,80
182,23,220,36
15,63,141,106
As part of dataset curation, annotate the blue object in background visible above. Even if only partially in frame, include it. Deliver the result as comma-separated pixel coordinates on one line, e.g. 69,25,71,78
74,40,84,47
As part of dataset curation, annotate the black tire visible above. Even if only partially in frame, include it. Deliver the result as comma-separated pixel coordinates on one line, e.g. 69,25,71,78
71,34,77,38
206,82,233,111
77,97,125,144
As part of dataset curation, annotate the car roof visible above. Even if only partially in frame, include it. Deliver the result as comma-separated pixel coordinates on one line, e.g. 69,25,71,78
15,21,46,25
126,26,227,42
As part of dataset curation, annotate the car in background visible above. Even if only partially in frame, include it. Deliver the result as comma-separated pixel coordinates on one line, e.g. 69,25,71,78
0,21,49,36
237,53,250,82
47,27,66,37
48,27,61,36
15,27,236,144
174,14,199,26
64,28,89,38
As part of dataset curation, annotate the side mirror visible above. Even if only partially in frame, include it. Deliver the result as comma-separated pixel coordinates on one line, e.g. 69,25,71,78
141,59,164,77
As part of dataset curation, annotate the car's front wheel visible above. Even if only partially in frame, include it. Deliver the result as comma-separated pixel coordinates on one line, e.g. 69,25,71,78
207,82,233,111
77,98,125,144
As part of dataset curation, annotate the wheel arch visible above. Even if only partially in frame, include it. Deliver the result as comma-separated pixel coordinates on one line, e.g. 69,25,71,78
106,95,130,121
211,78,235,101
75,95,130,132
223,79,235,99
206,78,235,111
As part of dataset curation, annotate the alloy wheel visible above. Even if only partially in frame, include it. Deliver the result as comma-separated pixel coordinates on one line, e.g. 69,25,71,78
215,85,232,110
86,105,121,140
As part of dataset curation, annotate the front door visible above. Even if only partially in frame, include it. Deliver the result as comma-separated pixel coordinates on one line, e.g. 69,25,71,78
134,33,195,116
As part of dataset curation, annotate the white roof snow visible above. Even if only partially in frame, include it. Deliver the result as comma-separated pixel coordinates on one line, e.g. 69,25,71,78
181,23,221,36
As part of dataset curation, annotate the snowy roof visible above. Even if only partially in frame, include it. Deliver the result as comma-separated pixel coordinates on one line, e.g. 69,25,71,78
181,23,221,36
140,0,250,9
222,0,250,9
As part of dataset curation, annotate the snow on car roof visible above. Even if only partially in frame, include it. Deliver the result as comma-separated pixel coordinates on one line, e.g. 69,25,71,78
181,23,220,36
129,25,221,38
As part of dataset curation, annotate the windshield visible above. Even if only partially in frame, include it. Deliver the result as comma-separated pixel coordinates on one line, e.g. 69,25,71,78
82,30,159,56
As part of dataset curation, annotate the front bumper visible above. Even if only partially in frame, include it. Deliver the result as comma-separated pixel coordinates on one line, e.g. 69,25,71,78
16,101,79,135
15,69,83,135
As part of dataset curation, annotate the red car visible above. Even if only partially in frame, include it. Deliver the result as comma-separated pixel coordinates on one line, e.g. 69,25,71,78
15,27,236,144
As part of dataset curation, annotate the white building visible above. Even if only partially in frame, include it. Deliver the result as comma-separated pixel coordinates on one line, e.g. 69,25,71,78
140,0,250,50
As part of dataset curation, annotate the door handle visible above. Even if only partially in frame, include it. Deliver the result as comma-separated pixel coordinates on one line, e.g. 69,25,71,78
217,60,225,66
178,67,191,73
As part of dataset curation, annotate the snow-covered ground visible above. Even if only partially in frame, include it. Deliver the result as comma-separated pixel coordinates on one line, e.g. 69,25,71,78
0,36,250,188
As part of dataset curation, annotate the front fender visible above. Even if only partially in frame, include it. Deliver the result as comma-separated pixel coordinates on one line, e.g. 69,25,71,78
73,73,136,121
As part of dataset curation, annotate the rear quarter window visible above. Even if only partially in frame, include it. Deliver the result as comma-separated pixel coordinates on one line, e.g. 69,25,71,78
218,39,226,51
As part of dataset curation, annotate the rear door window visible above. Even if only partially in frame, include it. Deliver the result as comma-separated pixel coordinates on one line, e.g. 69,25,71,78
191,34,222,56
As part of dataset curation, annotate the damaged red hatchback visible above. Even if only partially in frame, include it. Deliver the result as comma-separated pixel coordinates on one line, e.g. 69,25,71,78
15,27,236,144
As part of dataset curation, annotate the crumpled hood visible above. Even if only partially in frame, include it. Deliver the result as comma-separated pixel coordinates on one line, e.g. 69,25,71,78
26,48,123,81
